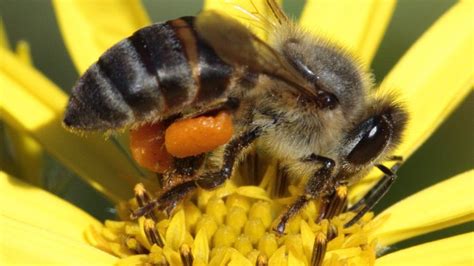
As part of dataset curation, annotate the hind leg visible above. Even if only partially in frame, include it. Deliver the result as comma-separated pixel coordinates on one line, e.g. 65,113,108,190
131,127,262,218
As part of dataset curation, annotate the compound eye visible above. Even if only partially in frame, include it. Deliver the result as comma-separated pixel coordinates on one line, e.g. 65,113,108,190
346,117,390,165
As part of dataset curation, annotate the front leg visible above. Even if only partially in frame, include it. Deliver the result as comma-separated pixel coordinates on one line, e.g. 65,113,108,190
344,160,402,227
347,160,402,213
274,154,335,235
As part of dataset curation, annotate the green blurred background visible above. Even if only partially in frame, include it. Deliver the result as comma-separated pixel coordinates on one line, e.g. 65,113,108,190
1,0,472,253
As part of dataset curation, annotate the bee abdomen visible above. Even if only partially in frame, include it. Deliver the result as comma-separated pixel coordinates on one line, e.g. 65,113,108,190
64,16,233,131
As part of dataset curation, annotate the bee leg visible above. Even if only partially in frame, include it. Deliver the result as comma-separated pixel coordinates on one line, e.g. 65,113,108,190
316,185,348,222
347,157,403,213
131,180,197,219
274,195,310,235
132,128,262,219
181,97,240,119
387,155,403,162
345,161,402,227
274,154,335,235
161,155,205,191
159,180,199,215
196,127,262,189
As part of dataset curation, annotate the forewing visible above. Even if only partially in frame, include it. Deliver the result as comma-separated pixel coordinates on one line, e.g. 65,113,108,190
207,0,288,33
264,0,288,25
196,10,316,98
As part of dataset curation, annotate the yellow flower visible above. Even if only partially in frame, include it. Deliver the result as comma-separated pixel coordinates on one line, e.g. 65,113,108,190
1,169,472,265
1,0,473,265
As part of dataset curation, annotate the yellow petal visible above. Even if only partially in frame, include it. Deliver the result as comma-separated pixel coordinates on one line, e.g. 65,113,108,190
209,247,232,266
300,0,396,64
165,209,186,250
300,220,316,261
370,170,474,246
0,171,101,243
0,19,10,50
1,21,43,185
376,232,474,265
116,255,147,266
15,40,32,65
1,48,64,112
0,215,118,264
236,186,271,201
288,249,306,266
0,48,143,202
198,181,236,209
162,246,182,266
3,126,43,186
350,1,474,200
268,246,287,266
325,247,362,261
193,229,209,264
382,1,473,158
229,248,253,266
52,0,150,73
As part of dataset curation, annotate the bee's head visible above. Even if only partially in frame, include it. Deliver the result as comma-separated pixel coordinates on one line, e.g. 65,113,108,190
341,98,408,168
280,35,407,169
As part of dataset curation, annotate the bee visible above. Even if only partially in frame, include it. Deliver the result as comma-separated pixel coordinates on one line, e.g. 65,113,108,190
63,1,408,234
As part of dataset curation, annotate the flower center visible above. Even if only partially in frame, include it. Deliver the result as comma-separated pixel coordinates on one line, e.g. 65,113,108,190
86,158,378,265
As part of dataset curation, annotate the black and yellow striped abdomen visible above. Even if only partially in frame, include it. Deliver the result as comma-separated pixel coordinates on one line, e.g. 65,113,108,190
64,16,234,130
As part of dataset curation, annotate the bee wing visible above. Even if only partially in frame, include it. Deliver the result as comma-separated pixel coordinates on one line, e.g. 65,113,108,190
264,0,289,25
223,0,288,28
195,11,317,99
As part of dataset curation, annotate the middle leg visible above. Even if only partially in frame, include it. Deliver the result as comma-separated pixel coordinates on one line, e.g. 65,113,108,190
274,154,336,235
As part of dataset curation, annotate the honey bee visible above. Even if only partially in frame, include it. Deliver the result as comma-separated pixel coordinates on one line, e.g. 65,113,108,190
63,1,408,234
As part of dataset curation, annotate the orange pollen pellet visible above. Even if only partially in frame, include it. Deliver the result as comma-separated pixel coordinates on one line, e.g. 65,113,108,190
165,111,234,158
129,123,173,173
